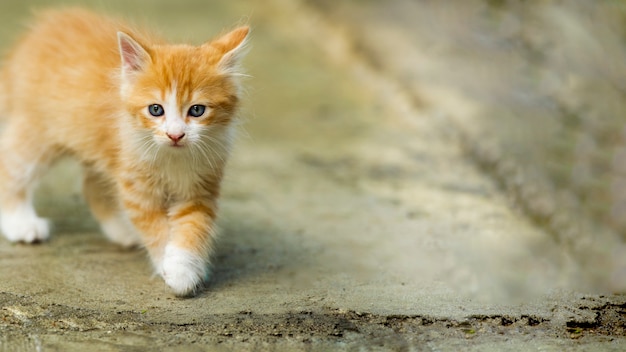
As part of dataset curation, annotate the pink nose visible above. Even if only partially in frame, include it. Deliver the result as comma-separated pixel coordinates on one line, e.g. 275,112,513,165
167,132,185,143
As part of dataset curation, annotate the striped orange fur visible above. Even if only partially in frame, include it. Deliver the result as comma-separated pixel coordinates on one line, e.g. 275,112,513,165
0,8,249,296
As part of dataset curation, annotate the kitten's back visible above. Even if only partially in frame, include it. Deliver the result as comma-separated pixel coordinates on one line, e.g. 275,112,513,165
5,8,124,102
0,9,156,164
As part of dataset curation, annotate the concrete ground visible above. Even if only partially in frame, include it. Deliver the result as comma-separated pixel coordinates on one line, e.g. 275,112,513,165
1,0,625,350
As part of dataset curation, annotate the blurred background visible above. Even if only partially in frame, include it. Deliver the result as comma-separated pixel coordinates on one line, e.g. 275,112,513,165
1,0,625,295
307,0,626,289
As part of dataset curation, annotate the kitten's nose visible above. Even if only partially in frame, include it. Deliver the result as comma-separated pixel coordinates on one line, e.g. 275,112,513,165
167,132,185,143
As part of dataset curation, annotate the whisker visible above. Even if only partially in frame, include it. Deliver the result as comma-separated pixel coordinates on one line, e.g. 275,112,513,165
138,138,157,163
201,136,229,165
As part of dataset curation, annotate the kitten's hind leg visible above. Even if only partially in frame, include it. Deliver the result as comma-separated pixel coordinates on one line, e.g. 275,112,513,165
83,169,141,248
0,201,50,243
0,126,54,243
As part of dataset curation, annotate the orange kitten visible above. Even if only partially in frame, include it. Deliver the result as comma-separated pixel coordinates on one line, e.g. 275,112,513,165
0,8,249,296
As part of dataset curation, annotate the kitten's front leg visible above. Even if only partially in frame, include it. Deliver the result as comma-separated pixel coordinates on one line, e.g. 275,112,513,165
118,183,171,277
120,178,215,296
161,200,218,297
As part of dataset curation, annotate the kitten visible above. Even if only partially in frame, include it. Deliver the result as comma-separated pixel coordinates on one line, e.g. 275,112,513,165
0,8,249,297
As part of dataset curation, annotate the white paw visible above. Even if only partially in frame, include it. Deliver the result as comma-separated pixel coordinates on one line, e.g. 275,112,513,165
1,208,50,243
100,213,142,248
159,244,209,297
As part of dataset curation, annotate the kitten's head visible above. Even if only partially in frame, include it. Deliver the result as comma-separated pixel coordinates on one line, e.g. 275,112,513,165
117,27,249,149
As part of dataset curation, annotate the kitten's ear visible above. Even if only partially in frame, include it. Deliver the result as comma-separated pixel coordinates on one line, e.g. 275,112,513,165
209,26,250,73
117,32,151,76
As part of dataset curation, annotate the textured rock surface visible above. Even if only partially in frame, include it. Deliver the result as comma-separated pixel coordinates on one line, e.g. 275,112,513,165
0,0,625,350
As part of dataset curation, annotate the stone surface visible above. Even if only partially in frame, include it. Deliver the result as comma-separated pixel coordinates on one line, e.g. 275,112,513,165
0,0,625,350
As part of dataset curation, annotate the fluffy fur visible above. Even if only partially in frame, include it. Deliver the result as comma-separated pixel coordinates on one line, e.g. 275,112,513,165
0,8,249,297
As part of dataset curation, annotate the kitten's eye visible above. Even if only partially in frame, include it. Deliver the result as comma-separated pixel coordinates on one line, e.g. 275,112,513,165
188,105,206,118
148,104,164,117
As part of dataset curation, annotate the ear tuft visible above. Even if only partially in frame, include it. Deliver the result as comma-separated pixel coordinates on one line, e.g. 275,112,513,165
118,32,151,75
212,26,250,73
